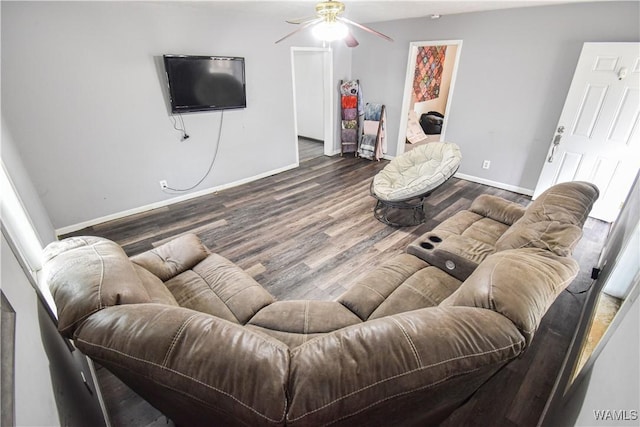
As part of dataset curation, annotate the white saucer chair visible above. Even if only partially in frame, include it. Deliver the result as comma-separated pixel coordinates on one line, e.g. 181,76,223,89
371,142,462,226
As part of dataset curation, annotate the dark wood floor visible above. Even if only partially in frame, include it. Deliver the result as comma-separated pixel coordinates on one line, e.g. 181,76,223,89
64,155,608,427
298,136,324,163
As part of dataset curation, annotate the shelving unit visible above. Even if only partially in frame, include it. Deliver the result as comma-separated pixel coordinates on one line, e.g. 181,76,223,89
339,80,360,156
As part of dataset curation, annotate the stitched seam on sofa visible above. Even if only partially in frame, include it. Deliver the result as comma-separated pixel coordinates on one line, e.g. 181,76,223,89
162,314,199,367
221,284,264,304
367,269,430,317
323,365,502,426
287,341,522,422
487,258,501,311
76,338,288,423
190,269,242,323
90,244,106,309
402,283,438,307
390,318,422,368
359,283,387,301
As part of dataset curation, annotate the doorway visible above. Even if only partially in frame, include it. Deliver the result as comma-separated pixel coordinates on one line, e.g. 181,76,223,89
397,40,463,155
291,47,334,163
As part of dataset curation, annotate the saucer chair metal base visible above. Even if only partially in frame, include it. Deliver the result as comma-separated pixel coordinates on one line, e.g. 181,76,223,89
373,194,431,227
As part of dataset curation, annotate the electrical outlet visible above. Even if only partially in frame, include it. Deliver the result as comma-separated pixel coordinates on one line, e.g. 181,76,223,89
482,160,491,169
159,180,168,190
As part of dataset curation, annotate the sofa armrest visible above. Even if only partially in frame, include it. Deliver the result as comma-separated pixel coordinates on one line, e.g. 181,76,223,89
441,248,579,344
74,304,289,427
468,194,527,226
287,306,525,426
42,236,151,337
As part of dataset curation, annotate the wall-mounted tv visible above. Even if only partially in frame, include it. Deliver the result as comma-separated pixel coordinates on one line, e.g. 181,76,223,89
163,55,246,113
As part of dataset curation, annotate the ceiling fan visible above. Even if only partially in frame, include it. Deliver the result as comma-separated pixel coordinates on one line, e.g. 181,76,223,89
275,1,393,48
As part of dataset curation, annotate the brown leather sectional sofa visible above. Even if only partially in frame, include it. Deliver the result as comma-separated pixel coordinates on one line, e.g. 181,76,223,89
42,181,598,426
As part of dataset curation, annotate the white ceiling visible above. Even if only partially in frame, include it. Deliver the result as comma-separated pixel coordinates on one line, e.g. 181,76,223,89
190,0,622,24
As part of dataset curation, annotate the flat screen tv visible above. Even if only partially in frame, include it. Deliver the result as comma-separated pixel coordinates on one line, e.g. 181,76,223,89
163,55,246,113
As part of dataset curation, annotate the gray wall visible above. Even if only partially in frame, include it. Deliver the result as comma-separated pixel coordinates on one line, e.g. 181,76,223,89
1,119,56,245
1,237,60,426
3,2,638,231
1,1,315,230
351,1,640,192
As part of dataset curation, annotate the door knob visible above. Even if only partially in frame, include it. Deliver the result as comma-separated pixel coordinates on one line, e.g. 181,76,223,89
548,129,564,162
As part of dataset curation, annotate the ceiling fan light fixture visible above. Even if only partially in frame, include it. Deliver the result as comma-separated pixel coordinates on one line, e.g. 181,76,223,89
312,21,349,42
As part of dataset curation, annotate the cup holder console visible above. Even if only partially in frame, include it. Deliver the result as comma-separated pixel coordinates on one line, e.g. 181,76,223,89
415,234,457,271
420,242,434,250
409,233,474,281
418,234,442,251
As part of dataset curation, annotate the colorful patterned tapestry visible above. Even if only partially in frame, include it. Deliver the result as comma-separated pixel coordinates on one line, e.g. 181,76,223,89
413,46,447,102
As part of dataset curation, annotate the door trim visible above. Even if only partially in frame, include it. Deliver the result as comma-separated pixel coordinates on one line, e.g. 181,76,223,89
291,47,334,163
397,40,463,156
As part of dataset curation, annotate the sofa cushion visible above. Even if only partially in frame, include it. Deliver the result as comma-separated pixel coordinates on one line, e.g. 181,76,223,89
247,301,362,348
441,248,579,344
42,236,151,337
337,254,430,320
426,211,511,247
133,264,179,306
130,233,209,281
521,181,599,228
468,194,527,226
165,253,275,324
367,266,462,320
495,221,583,256
495,181,599,256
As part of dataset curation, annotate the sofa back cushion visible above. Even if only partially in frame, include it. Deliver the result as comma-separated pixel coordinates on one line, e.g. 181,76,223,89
42,236,151,337
441,248,579,344
130,233,209,281
468,194,527,226
165,253,275,324
495,181,599,256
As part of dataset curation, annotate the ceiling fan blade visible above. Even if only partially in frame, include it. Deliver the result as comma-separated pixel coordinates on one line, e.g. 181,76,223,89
338,17,393,42
286,16,318,25
344,30,359,48
275,18,323,44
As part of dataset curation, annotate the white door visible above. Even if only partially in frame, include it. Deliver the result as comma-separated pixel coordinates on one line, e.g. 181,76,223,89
533,43,640,222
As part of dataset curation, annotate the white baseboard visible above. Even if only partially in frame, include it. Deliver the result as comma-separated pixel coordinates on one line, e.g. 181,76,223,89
56,163,300,236
454,173,534,196
56,165,533,236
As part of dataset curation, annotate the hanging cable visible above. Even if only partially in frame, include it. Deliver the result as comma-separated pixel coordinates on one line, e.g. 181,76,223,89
566,279,597,296
164,110,224,192
171,113,189,140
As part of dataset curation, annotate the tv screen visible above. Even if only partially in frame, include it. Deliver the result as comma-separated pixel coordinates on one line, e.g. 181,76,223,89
163,55,246,113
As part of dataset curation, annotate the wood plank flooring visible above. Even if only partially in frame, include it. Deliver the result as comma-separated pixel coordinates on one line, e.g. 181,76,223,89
298,136,324,163
63,155,608,427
